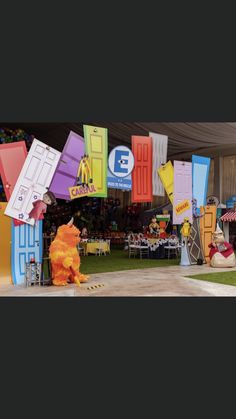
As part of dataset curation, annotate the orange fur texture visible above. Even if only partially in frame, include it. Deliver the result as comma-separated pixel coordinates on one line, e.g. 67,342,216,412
49,223,89,286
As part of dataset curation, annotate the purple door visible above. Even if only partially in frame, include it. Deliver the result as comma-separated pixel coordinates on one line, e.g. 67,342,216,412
173,160,192,225
49,131,85,200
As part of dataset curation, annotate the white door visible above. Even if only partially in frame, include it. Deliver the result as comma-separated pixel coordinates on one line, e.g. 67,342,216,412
149,132,168,196
4,139,61,225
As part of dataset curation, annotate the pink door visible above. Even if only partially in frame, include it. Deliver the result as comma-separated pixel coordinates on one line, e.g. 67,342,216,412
173,160,192,225
0,141,27,200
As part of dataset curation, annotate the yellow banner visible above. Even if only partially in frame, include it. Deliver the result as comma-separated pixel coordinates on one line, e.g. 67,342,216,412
69,183,98,200
175,199,190,215
157,161,174,204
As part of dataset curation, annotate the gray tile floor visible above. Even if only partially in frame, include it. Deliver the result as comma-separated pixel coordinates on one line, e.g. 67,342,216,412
1,264,236,296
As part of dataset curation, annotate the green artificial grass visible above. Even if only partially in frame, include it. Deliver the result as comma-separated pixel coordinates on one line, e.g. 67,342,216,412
187,271,236,287
80,249,179,274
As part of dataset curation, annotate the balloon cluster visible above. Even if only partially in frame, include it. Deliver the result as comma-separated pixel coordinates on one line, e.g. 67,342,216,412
0,127,34,150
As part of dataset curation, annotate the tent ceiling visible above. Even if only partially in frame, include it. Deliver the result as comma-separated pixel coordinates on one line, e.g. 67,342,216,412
3,122,236,159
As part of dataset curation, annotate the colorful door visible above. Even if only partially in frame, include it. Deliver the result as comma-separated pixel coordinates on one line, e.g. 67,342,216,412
192,155,211,212
200,205,216,262
149,132,168,196
173,161,192,225
0,141,28,201
4,139,61,225
0,203,12,284
83,125,108,198
11,221,43,285
131,136,153,203
157,160,174,204
50,131,85,200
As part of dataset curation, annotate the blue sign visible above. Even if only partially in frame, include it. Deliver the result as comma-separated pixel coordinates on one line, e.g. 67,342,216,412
108,146,134,178
107,168,132,190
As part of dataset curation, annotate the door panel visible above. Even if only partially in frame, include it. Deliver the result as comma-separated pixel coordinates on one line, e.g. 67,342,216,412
173,161,192,224
50,131,84,200
4,139,61,225
149,132,168,196
157,160,174,204
131,136,152,203
83,125,108,198
200,205,216,262
0,141,27,200
11,220,43,285
192,155,211,211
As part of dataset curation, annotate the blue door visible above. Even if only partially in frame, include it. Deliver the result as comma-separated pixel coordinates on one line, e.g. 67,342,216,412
11,220,43,285
192,155,211,213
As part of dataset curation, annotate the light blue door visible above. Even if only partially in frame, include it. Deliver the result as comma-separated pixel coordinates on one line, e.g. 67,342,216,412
192,155,211,213
11,220,43,284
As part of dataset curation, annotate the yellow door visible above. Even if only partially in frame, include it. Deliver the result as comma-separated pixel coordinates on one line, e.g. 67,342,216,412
157,161,174,204
83,125,108,198
0,203,12,284
200,205,216,262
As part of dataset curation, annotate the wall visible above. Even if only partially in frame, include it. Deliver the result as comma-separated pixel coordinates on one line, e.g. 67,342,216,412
222,155,236,202
208,158,214,197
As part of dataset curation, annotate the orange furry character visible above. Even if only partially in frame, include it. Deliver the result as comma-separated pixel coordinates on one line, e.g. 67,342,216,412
49,218,89,286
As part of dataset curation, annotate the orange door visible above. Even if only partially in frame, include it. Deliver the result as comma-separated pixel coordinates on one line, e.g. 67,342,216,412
200,205,216,262
131,136,153,203
0,203,12,284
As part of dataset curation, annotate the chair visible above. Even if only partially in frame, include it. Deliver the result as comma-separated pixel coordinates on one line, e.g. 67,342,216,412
164,236,180,259
135,240,149,259
78,244,86,256
128,237,138,258
95,241,106,256
105,239,111,255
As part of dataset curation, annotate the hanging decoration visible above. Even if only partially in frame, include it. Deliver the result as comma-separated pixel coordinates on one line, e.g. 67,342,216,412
157,161,174,204
4,139,61,225
0,128,34,202
50,131,85,200
192,155,211,215
107,145,134,190
83,125,108,198
131,136,153,203
68,153,97,199
173,161,192,225
0,141,28,202
149,132,168,196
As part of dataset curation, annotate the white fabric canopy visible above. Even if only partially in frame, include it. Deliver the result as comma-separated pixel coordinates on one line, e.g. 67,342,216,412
4,122,236,159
